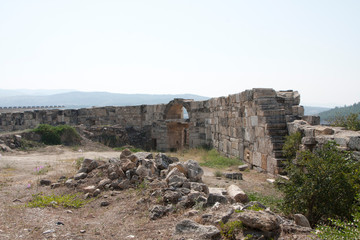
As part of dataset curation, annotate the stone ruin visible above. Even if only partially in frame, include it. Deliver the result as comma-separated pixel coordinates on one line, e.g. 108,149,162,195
1,88,359,174
0,88,305,175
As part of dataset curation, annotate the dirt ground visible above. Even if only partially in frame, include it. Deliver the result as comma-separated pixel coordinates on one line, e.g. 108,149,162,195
0,145,285,240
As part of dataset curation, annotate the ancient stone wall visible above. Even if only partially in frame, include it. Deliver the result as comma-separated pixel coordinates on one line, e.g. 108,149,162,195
0,88,304,174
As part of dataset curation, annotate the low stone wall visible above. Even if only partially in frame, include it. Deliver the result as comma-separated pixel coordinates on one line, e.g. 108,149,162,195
0,88,305,174
288,120,360,159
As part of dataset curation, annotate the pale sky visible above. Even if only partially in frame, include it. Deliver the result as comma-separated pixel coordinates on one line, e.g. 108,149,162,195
1,0,359,107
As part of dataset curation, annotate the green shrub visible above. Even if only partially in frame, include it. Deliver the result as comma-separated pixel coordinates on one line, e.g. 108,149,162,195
33,124,81,145
27,193,90,208
200,149,241,169
282,131,302,161
277,141,360,226
219,220,243,240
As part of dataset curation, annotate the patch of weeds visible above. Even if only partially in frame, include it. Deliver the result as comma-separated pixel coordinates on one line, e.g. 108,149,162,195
33,164,51,175
219,220,243,240
244,234,254,240
2,163,16,171
32,124,81,146
136,180,148,193
247,192,283,213
193,201,205,211
235,209,244,213
75,157,84,170
200,149,242,169
19,139,44,151
246,205,264,211
26,192,90,208
214,170,223,178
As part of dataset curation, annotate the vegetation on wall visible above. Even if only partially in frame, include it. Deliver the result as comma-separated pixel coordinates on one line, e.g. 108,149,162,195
32,124,81,145
329,113,360,131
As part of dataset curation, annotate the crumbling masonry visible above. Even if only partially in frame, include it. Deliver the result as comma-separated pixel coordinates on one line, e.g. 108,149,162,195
0,88,305,174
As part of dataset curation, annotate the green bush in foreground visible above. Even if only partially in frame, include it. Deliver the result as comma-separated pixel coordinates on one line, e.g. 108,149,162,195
33,124,81,145
219,220,243,240
277,141,360,226
27,193,90,208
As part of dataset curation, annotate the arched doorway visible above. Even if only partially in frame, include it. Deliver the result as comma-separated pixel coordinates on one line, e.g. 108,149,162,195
164,99,192,151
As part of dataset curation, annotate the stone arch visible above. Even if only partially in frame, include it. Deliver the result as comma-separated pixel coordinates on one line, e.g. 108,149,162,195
163,99,193,151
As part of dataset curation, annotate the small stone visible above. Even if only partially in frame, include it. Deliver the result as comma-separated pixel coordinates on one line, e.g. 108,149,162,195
51,183,61,189
93,189,101,197
100,201,110,207
43,229,55,234
223,172,243,180
266,178,275,184
294,214,311,228
55,221,64,226
80,230,86,233
40,179,52,186
66,210,73,214
238,164,249,171
74,172,87,180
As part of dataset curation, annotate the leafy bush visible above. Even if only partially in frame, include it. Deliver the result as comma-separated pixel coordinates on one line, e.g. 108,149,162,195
33,124,81,145
330,113,360,131
219,220,243,240
282,131,302,161
277,141,360,226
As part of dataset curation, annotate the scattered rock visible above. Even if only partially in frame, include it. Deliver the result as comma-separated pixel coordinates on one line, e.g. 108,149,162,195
184,160,204,182
266,178,276,184
50,183,60,189
165,167,187,188
223,172,243,180
149,205,169,220
206,193,228,207
43,229,55,234
227,184,248,203
74,172,87,180
175,219,221,239
100,201,110,207
39,179,51,186
294,214,311,228
238,210,280,232
238,164,249,171
78,158,98,173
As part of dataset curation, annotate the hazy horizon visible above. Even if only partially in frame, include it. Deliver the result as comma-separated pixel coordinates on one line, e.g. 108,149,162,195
1,1,359,108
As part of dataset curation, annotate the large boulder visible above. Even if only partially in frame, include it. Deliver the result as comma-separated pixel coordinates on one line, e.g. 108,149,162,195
184,160,204,182
237,210,280,232
175,219,221,239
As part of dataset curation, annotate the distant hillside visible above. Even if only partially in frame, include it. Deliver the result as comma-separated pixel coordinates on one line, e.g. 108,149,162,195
0,90,209,108
303,106,331,116
318,102,360,122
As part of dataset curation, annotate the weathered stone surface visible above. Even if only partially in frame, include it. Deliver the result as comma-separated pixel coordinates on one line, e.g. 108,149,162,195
168,162,188,176
238,164,248,171
98,178,111,189
133,152,153,160
165,167,187,187
83,185,96,194
175,219,221,239
120,149,132,160
155,153,174,170
163,190,182,204
78,158,98,173
294,214,311,228
206,193,228,207
223,172,243,180
149,205,169,220
39,179,51,186
238,210,280,232
74,172,87,180
227,184,248,203
184,160,204,182
243,201,267,210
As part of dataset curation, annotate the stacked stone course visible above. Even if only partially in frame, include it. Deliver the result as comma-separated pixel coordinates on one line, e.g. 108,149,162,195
0,88,304,174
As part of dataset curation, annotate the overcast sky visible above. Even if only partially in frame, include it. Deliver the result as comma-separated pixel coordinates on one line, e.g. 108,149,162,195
1,0,359,107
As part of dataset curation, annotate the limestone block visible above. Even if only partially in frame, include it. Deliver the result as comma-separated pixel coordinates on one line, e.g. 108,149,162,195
250,116,258,126
253,88,276,99
252,152,262,167
227,184,248,203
